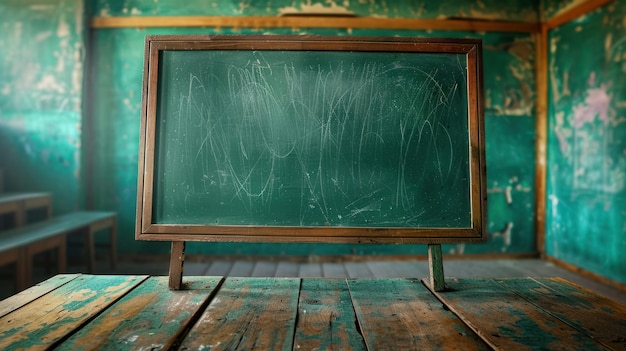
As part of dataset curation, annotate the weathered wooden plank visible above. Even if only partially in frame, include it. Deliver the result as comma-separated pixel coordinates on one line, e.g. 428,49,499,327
294,279,366,350
429,278,611,351
497,277,626,350
0,275,148,350
180,277,300,351
57,276,224,351
0,274,80,318
348,278,490,350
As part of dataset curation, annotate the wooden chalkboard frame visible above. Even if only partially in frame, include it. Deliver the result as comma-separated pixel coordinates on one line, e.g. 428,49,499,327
137,35,486,247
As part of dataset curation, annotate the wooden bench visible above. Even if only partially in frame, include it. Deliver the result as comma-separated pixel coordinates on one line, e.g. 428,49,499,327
0,192,52,228
1,274,624,350
0,211,117,292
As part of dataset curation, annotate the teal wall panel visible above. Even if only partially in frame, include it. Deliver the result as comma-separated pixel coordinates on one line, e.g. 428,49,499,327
546,2,626,284
0,0,85,214
90,24,537,256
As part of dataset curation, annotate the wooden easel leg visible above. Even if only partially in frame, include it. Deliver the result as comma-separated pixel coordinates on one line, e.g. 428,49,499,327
169,241,185,290
428,244,445,292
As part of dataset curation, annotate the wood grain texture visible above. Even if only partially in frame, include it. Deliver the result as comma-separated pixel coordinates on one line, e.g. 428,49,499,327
91,15,540,33
169,241,185,290
348,278,490,350
497,277,626,350
58,276,223,351
534,25,548,257
0,274,79,318
429,278,611,350
294,279,365,350
0,275,148,350
179,277,300,351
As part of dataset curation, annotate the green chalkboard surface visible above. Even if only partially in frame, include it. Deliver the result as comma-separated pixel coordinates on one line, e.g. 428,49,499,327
137,35,486,243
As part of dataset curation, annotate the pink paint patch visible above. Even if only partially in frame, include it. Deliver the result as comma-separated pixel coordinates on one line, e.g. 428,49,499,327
573,85,611,128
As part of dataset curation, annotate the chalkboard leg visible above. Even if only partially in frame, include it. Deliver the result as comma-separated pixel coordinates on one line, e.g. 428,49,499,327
428,244,445,292
168,241,185,290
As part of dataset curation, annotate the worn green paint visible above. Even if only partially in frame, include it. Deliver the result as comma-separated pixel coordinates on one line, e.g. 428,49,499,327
0,1,85,216
347,278,490,350
541,0,588,21
0,274,80,318
180,277,300,351
58,276,223,351
433,278,608,350
0,274,147,350
546,1,626,285
496,277,626,348
94,0,538,22
295,279,366,350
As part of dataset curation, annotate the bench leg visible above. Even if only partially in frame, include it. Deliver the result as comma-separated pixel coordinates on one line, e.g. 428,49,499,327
16,248,29,292
109,219,117,271
86,229,95,273
169,241,185,290
428,244,445,292
58,235,67,273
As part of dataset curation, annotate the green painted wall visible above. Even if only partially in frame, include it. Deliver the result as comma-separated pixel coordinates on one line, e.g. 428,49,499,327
0,0,86,215
546,1,626,284
95,0,538,22
90,0,538,257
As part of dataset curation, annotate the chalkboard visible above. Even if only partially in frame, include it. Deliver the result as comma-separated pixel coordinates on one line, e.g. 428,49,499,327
137,35,486,244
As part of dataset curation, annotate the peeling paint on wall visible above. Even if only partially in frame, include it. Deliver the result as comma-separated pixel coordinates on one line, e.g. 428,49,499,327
0,0,85,214
94,0,538,22
547,1,626,284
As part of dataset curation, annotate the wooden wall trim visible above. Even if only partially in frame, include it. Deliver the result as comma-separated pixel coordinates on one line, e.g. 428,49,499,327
91,15,540,33
534,25,549,257
545,256,626,293
545,0,615,29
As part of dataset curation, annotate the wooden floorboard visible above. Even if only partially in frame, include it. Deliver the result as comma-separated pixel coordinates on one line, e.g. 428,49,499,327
274,261,299,277
227,261,255,277
344,261,375,278
498,277,626,349
298,262,323,277
59,276,222,350
250,260,277,277
295,279,365,350
321,262,348,277
348,278,491,350
428,278,612,350
180,277,300,351
1,275,625,350
0,275,148,350
205,260,232,276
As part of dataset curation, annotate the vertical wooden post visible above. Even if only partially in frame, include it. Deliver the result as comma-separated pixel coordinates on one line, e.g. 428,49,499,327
169,241,185,290
428,244,445,292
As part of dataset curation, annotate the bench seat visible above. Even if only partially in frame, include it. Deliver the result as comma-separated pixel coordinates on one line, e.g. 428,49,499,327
0,192,52,228
0,211,116,292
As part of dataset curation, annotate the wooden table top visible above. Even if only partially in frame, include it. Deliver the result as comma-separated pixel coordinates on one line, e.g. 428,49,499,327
1,274,625,350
